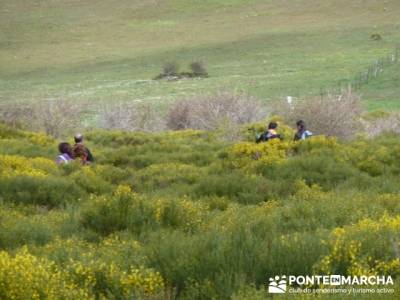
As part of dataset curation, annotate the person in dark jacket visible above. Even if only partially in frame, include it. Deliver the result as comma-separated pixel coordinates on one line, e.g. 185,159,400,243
293,120,313,141
256,122,282,143
73,133,94,164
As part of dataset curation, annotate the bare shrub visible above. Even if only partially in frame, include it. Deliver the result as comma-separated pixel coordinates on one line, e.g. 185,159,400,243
271,90,363,140
35,98,89,138
361,113,400,138
0,98,166,135
0,98,88,138
165,100,192,130
99,101,165,132
0,101,35,128
166,91,267,131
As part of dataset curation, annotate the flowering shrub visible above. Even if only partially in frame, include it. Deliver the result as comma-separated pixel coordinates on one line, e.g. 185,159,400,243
292,135,339,154
346,138,400,176
154,197,209,231
81,185,209,234
80,186,139,235
315,214,400,276
0,247,91,299
1,123,400,298
65,259,164,298
0,245,165,299
0,155,57,178
227,139,292,170
120,267,165,296
69,166,112,194
23,132,55,147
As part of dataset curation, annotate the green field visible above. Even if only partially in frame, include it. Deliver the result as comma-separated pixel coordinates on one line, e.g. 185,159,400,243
1,0,399,109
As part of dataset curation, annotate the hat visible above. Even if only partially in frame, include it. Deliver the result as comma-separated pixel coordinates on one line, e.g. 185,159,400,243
74,133,83,143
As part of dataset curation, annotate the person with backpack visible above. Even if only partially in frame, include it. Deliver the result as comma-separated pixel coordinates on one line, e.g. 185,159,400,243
293,120,313,141
256,122,282,143
56,142,74,165
72,133,94,164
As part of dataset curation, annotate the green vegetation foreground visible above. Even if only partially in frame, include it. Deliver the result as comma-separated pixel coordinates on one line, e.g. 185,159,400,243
0,121,399,299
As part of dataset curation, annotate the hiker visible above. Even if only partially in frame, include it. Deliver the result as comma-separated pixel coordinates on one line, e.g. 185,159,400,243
293,120,312,141
72,133,94,164
56,142,74,165
256,122,282,143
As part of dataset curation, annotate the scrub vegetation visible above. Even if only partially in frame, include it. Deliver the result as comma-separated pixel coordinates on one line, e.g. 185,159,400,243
0,118,400,299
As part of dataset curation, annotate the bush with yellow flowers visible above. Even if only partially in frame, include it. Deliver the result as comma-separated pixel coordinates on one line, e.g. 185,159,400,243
79,185,139,235
0,155,86,206
23,131,55,147
29,235,165,298
153,197,209,231
345,137,400,176
315,214,400,276
244,116,295,142
69,165,113,195
1,122,400,299
81,185,210,235
226,138,292,171
0,155,57,178
0,247,91,299
0,245,165,299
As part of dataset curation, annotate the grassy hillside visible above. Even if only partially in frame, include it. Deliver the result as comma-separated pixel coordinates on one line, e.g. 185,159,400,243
1,122,400,298
1,0,399,108
361,63,400,111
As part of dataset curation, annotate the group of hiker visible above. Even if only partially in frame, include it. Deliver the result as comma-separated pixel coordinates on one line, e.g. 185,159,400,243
256,120,312,143
56,134,94,165
56,121,310,165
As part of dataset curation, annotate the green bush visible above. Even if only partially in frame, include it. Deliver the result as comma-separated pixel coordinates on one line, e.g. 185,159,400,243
0,176,85,207
0,208,55,249
79,186,151,235
193,171,269,204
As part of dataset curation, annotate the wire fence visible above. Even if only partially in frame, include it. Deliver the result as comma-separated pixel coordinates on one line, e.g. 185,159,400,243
320,45,400,96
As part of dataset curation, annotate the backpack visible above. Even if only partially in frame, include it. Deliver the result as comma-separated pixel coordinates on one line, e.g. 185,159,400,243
301,130,313,140
73,144,88,164
257,132,282,143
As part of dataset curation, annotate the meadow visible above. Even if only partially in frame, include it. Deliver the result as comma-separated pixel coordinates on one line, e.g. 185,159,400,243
1,0,400,109
0,120,400,299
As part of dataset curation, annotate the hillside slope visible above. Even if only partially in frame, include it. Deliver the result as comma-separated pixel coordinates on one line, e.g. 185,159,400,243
1,0,399,108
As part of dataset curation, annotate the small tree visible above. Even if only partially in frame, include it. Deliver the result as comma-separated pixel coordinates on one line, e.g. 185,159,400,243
163,62,180,76
370,33,382,41
190,61,208,77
